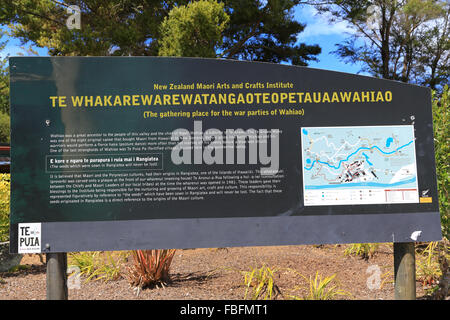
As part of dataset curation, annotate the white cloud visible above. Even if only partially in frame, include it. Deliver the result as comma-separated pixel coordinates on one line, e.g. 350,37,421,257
295,5,355,41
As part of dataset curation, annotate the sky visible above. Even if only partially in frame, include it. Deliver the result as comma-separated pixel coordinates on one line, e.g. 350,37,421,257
294,5,367,75
1,4,367,76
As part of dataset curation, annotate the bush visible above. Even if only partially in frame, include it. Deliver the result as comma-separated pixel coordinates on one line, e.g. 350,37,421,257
432,85,449,239
0,173,10,242
0,112,9,144
127,249,176,289
416,242,443,287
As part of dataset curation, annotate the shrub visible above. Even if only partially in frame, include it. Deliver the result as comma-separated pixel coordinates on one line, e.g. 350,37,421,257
432,85,449,239
416,241,450,297
416,242,442,287
0,173,10,242
0,112,9,144
127,249,176,289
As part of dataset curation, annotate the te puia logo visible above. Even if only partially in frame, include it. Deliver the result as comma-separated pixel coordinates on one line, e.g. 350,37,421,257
18,223,41,253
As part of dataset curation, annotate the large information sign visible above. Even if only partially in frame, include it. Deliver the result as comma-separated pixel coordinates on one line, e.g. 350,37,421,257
9,57,441,253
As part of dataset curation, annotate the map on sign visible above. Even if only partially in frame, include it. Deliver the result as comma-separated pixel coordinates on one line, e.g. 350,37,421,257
301,125,419,206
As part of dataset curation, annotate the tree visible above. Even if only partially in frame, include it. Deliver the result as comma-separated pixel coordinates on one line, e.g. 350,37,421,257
0,0,320,65
159,0,229,57
0,0,172,56
220,0,321,65
310,0,449,88
413,5,450,89
0,29,9,115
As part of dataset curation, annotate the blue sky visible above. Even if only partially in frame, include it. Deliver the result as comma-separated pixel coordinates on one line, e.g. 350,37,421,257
1,4,366,76
294,5,367,75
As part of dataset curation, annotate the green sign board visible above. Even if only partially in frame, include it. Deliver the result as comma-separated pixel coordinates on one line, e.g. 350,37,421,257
9,57,441,253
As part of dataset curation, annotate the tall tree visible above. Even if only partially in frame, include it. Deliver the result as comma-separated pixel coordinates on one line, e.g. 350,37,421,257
412,5,450,89
221,0,321,65
310,0,449,88
0,0,320,65
0,0,174,56
0,29,9,115
159,0,229,57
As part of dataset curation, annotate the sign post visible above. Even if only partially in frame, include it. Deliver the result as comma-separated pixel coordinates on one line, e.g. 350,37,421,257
394,242,416,300
46,252,68,300
9,57,442,300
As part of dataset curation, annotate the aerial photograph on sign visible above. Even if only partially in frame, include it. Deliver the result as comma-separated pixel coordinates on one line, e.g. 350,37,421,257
302,125,419,206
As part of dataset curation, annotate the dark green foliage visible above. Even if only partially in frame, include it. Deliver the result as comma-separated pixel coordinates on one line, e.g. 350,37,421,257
0,112,9,144
221,0,321,65
313,0,449,90
0,30,8,115
0,0,320,65
432,85,449,239
159,0,230,58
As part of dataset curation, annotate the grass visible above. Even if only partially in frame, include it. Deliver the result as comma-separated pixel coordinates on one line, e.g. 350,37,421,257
416,241,450,288
288,270,351,300
68,251,129,283
416,243,442,286
7,264,31,272
380,270,394,289
239,265,351,300
344,243,380,260
240,265,281,300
